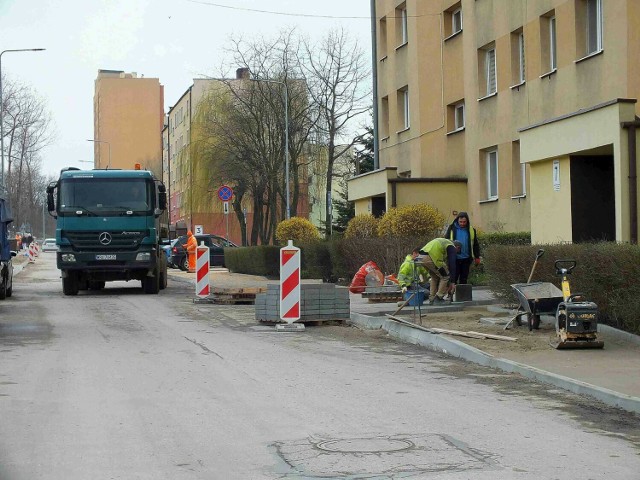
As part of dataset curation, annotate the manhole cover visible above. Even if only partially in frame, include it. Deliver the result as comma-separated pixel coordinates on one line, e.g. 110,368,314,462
316,438,414,453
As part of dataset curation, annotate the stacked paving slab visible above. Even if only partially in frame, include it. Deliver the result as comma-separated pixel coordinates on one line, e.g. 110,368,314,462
255,283,350,323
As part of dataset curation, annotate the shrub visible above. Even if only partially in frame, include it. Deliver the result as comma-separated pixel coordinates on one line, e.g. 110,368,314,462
275,217,320,245
378,204,445,238
224,245,280,277
478,231,531,249
344,214,379,239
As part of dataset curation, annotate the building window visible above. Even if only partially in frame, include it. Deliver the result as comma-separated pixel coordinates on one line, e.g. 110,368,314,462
397,87,410,131
550,16,557,70
379,16,388,58
484,149,498,200
540,11,557,74
444,2,463,39
587,0,603,53
455,102,465,130
478,43,497,98
381,96,389,138
511,30,525,85
511,141,526,196
448,100,465,132
396,3,408,46
576,0,603,58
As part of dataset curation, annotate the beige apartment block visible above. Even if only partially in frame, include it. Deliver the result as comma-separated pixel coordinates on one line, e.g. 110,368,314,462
93,70,164,177
351,0,640,243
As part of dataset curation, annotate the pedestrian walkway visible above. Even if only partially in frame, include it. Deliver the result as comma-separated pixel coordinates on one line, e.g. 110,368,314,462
167,270,640,414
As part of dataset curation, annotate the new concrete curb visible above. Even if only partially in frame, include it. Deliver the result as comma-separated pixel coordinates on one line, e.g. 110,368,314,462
350,312,640,415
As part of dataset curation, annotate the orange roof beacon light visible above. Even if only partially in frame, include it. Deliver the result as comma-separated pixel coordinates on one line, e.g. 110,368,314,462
134,163,141,170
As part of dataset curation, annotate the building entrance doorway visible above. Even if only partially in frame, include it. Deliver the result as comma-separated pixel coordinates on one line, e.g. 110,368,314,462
570,155,615,242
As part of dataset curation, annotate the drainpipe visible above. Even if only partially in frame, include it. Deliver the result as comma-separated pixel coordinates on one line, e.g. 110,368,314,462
622,121,639,244
370,0,379,170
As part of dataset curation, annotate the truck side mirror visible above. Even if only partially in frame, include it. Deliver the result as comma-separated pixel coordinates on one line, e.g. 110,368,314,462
158,191,167,211
46,183,57,215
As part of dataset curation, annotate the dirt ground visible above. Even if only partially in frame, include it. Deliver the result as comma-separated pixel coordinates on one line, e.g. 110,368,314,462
392,306,559,356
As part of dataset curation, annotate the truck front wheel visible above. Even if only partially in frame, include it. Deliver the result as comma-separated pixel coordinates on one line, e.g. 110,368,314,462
62,272,79,296
142,270,160,294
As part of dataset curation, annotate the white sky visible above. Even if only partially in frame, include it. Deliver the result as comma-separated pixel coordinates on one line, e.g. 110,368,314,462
0,0,373,178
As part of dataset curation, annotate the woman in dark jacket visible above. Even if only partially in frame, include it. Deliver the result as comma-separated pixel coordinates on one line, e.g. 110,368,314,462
444,211,480,284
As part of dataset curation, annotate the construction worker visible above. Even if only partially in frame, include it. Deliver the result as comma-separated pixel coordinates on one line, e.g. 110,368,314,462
445,211,481,284
419,238,461,305
398,248,429,293
186,230,197,273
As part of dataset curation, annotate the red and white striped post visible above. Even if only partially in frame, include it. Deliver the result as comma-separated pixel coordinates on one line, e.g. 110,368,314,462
195,242,210,299
280,240,301,324
28,243,36,263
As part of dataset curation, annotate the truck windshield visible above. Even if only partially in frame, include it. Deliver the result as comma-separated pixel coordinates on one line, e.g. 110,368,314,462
58,178,153,215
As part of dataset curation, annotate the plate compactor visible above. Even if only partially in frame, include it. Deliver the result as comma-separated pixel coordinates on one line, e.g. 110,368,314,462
551,260,604,350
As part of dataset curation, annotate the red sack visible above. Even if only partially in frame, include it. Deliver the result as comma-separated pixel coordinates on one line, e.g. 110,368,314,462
349,261,381,294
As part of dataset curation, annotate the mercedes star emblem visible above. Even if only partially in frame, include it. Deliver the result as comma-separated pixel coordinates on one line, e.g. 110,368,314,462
99,232,112,245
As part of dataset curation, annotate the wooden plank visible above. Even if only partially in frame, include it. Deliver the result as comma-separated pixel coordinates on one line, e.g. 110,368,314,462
428,328,486,339
467,331,517,342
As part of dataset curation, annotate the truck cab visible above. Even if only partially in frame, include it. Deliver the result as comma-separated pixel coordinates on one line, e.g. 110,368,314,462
46,168,168,295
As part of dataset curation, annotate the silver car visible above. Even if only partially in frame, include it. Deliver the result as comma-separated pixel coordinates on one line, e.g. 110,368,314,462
42,238,58,252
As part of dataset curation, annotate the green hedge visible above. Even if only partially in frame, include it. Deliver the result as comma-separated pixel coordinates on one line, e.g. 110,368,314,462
484,242,640,334
477,231,531,249
224,246,280,277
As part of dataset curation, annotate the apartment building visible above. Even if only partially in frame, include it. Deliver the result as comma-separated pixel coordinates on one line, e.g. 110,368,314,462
350,0,640,243
93,70,164,177
164,69,310,245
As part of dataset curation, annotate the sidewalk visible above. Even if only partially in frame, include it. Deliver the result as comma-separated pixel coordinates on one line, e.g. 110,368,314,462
170,269,640,414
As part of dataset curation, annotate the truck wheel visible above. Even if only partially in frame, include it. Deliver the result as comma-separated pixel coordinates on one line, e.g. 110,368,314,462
62,273,79,296
142,271,160,294
0,275,7,300
6,283,12,297
159,269,167,290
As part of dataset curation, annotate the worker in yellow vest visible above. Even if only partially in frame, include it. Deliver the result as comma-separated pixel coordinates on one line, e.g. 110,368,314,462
419,238,461,305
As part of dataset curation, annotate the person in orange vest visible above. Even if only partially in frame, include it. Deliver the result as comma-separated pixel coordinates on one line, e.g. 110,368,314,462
185,230,198,273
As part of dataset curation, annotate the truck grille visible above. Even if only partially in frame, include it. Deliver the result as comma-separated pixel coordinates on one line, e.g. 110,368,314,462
63,230,147,251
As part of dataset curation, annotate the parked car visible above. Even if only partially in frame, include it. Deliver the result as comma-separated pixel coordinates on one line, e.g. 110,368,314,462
169,234,237,270
0,252,15,299
164,238,179,268
42,238,58,252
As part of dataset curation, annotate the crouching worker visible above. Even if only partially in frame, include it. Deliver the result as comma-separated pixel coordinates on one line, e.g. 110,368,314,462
419,238,461,305
398,248,429,294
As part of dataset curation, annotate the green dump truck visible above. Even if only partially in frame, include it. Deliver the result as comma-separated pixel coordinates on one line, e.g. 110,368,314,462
46,167,168,295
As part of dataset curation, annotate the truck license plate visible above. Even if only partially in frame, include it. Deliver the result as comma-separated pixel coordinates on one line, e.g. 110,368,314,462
95,254,116,260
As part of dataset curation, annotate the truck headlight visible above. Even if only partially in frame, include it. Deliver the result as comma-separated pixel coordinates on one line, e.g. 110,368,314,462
136,252,151,261
61,254,76,262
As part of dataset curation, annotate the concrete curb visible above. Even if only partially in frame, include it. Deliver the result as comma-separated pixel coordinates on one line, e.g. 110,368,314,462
350,311,640,415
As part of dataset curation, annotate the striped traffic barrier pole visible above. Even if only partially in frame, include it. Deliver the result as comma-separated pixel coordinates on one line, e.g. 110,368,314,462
194,242,210,302
277,240,303,332
28,243,35,263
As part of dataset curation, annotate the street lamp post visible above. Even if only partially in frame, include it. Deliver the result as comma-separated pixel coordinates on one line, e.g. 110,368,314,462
0,48,46,195
250,77,290,219
86,139,111,168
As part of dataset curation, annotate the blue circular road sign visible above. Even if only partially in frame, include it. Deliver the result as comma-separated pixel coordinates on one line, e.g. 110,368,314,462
218,185,233,201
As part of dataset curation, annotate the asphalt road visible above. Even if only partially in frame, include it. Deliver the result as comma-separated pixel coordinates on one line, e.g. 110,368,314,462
1,254,639,479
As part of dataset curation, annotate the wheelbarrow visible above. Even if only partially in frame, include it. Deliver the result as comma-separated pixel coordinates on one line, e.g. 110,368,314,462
505,282,564,331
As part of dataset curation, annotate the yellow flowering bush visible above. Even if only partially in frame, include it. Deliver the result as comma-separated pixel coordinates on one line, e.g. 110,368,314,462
344,214,380,239
377,204,445,238
275,217,320,244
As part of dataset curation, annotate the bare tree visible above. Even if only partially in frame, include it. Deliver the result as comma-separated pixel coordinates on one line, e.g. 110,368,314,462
303,28,371,235
1,76,54,232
